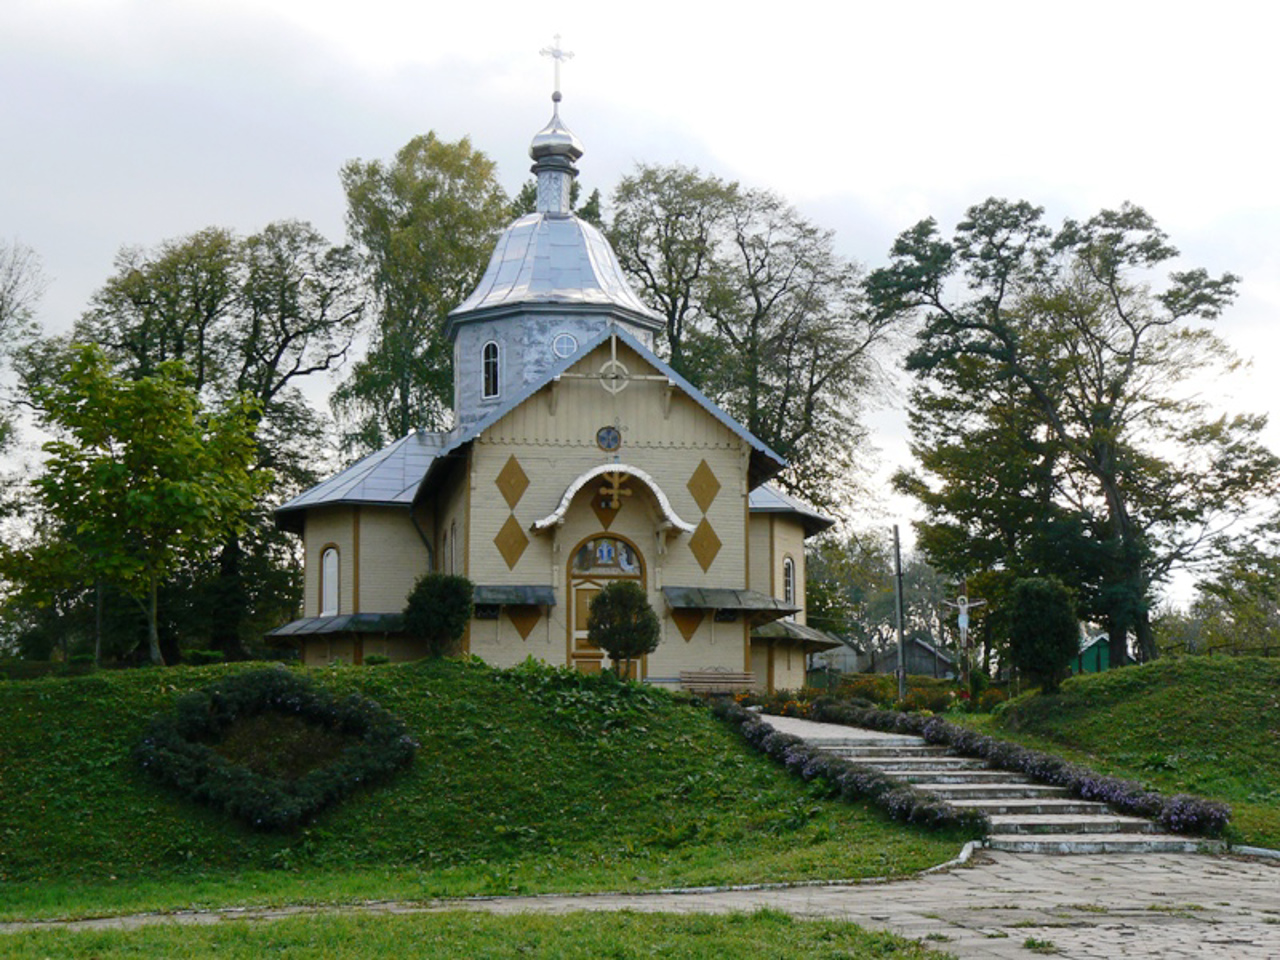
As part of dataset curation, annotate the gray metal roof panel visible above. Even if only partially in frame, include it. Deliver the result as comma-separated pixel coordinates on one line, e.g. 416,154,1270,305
276,430,450,516
473,585,556,606
748,484,836,536
661,586,799,615
449,214,662,323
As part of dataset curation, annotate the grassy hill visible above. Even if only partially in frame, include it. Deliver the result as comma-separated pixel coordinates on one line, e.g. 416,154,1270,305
0,658,961,920
975,656,1280,848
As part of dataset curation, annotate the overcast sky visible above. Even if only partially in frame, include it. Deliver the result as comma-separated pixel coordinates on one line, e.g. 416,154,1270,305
4,0,1278,589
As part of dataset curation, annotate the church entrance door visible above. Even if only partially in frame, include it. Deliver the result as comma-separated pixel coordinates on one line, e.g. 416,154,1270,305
568,535,645,676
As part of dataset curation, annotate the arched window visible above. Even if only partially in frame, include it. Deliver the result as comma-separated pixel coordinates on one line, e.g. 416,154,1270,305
321,546,339,617
482,341,500,399
782,556,796,619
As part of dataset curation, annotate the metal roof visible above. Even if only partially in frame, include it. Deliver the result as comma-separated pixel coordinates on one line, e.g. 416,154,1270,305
266,613,405,637
748,484,836,537
446,213,663,332
752,619,843,651
473,585,556,606
661,586,798,619
275,430,450,531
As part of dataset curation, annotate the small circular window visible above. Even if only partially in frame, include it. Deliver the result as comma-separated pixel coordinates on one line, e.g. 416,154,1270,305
553,332,578,358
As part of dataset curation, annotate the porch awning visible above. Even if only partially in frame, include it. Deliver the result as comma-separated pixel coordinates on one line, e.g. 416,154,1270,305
473,585,556,606
662,586,798,621
266,613,405,637
752,618,843,651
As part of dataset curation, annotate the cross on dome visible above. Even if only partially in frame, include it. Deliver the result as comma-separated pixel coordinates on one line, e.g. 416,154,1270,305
539,34,574,99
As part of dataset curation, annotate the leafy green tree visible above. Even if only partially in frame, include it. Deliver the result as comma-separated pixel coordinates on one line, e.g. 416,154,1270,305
14,346,268,664
333,133,509,457
402,573,473,657
1006,577,1079,693
868,199,1279,664
587,580,660,679
46,220,361,658
610,164,738,374
610,164,890,508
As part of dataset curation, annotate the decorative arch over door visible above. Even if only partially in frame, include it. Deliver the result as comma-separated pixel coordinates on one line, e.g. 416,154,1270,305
567,533,645,676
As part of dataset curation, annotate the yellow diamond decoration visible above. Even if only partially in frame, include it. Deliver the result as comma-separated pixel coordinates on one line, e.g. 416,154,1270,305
689,518,722,573
495,456,530,509
494,515,529,570
687,460,721,514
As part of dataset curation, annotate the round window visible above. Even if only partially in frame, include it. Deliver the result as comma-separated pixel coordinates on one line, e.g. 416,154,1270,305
553,332,578,358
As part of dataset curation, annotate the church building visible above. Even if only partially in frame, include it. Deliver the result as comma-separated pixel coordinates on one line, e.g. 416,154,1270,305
270,83,839,692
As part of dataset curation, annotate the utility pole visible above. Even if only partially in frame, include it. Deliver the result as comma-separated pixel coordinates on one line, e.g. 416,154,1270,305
893,525,906,701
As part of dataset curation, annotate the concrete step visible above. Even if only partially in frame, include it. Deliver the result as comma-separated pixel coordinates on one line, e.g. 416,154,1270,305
955,798,1112,816
894,769,1035,785
819,744,952,759
850,757,989,772
804,737,932,751
918,783,1069,800
987,814,1160,836
987,833,1227,855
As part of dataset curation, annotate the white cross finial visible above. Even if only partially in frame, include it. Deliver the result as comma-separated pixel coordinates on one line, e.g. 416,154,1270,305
539,34,574,97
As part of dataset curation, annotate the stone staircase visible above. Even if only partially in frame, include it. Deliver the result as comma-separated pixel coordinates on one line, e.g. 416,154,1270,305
800,732,1223,854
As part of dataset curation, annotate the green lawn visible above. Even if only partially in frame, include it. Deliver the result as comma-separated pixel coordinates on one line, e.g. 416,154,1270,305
961,656,1280,848
0,909,951,959
0,658,962,921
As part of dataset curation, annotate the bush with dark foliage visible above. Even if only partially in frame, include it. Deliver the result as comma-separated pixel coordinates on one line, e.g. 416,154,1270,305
134,668,417,830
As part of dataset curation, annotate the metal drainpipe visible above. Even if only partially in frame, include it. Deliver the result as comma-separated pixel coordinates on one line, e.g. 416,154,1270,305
410,509,436,572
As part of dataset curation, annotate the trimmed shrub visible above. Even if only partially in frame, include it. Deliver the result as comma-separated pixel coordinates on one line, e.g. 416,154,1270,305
184,649,225,666
403,573,473,656
587,580,660,678
134,668,417,830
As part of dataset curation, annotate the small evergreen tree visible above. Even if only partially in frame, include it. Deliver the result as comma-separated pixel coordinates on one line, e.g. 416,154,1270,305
587,581,660,679
1007,577,1078,693
402,573,473,657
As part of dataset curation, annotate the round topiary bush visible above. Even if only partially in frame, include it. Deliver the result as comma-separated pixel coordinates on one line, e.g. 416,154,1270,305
587,580,660,678
134,668,417,830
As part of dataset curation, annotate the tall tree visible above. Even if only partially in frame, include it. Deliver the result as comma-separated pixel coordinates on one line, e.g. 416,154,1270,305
610,165,889,508
610,164,738,374
869,199,1279,664
13,346,267,664
333,133,509,456
0,239,45,454
32,221,362,657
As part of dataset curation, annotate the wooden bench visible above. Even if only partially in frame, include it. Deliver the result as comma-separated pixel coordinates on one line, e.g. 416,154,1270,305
679,670,756,694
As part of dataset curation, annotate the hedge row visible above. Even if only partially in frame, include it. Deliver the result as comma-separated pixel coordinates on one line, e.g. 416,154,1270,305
711,699,989,836
134,668,417,830
776,699,1231,838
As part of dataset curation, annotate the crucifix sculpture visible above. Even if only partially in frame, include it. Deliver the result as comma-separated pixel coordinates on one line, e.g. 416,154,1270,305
598,471,633,510
539,34,574,96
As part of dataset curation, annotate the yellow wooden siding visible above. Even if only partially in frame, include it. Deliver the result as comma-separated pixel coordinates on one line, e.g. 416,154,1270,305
771,516,808,623
303,508,355,617
356,506,430,612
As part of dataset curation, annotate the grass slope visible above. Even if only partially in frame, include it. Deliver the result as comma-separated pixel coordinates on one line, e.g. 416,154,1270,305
978,656,1280,848
0,659,960,920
